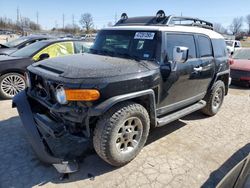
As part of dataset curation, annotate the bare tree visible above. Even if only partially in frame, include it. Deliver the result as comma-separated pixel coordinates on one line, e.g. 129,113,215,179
230,17,243,35
213,23,227,34
246,14,250,35
79,13,94,33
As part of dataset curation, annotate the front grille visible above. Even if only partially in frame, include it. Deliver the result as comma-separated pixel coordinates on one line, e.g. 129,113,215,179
29,72,58,104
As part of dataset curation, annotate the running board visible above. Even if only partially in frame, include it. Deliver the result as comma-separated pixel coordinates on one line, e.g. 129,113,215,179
156,100,206,127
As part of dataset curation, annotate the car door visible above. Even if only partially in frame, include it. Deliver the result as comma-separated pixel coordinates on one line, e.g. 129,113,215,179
32,41,74,61
194,35,215,94
157,33,204,115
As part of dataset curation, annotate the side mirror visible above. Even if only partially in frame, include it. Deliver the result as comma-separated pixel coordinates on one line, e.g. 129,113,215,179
173,46,189,63
39,53,50,61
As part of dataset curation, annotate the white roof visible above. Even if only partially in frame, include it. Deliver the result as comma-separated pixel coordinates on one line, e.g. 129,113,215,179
105,25,224,39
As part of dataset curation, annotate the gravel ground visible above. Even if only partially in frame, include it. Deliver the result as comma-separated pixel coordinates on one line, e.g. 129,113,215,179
0,86,249,188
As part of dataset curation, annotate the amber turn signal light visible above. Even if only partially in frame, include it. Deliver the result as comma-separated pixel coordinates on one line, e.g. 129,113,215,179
65,89,100,101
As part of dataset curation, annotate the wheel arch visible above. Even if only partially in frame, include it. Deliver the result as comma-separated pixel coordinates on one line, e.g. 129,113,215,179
0,69,25,78
209,70,230,96
88,89,157,128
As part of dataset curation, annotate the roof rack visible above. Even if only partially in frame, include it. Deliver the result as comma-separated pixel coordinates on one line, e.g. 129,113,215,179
115,10,214,30
166,16,214,30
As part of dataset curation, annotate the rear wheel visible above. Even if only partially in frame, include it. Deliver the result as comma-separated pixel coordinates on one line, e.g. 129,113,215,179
93,102,150,166
201,80,225,116
0,73,26,99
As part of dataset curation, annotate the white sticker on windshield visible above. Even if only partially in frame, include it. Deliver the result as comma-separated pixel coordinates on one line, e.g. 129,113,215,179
134,32,155,40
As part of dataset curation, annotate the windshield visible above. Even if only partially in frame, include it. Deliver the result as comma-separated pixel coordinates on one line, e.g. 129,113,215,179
226,41,234,47
3,37,29,48
232,49,250,60
90,30,157,61
10,41,49,57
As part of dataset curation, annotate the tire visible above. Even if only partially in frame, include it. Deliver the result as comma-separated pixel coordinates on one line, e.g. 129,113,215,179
201,80,225,116
0,73,26,99
93,102,150,167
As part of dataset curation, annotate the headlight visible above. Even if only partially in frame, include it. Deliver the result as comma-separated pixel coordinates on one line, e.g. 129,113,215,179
55,86,100,104
55,86,68,104
25,72,31,88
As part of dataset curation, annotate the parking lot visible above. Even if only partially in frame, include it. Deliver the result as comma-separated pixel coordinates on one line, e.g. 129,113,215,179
0,86,249,188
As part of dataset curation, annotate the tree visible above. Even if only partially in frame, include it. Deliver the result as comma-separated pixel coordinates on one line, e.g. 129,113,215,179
230,17,243,35
213,23,227,34
246,14,250,35
79,13,94,34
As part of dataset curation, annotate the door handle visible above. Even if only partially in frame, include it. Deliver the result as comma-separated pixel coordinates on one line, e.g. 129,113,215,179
193,67,203,72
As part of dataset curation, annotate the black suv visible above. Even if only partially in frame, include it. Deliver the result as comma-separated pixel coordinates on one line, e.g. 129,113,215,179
13,11,229,173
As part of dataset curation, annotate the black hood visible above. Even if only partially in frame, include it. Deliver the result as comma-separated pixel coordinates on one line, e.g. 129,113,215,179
32,53,153,79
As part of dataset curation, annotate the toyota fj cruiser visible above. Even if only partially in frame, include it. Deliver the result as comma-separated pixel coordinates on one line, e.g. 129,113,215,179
13,11,230,174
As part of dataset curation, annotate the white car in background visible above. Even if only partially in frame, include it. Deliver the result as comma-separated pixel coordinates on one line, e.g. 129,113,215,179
226,40,242,55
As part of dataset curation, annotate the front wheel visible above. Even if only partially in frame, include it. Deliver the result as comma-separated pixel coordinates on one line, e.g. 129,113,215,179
93,102,150,166
0,73,26,99
201,80,225,116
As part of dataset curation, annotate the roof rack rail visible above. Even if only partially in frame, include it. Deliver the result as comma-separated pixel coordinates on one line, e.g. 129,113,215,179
166,16,214,30
115,10,214,30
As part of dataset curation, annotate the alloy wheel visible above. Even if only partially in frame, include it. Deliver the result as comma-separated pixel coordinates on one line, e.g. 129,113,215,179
0,74,26,98
115,117,143,154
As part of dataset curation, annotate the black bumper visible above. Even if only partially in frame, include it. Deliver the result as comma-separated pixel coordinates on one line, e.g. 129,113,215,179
13,91,79,173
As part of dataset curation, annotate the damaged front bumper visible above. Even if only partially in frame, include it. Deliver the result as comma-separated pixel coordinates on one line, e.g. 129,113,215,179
12,91,83,174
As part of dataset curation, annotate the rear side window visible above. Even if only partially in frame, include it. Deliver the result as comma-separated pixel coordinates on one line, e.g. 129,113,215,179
212,39,227,58
198,36,212,57
166,33,196,61
33,42,74,61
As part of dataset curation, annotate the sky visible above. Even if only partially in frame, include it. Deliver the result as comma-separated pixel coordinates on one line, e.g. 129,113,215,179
0,0,249,30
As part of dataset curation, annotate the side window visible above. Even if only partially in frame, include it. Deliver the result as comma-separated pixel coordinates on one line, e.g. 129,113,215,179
198,36,212,57
74,41,92,53
166,33,196,61
33,42,74,61
211,39,227,58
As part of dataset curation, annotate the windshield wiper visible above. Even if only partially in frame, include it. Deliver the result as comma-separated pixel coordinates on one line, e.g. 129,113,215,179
90,49,115,57
115,52,141,62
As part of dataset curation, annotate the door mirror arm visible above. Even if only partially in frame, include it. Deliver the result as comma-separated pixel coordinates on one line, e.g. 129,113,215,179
38,53,50,61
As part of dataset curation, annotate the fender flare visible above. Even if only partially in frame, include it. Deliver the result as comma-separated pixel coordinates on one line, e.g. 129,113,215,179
210,69,230,88
88,89,157,126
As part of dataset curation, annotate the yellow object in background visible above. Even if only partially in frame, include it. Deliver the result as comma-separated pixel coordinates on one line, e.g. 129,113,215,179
33,42,74,61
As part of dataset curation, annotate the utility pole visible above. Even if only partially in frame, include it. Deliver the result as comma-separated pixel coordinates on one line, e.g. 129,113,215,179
55,20,58,29
63,14,64,29
114,13,117,24
72,14,75,26
16,7,20,24
36,11,39,25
